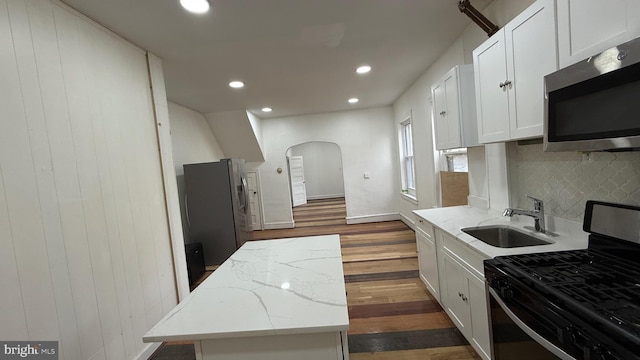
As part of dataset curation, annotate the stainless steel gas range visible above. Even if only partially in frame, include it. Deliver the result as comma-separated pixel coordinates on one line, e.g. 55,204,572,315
485,200,640,360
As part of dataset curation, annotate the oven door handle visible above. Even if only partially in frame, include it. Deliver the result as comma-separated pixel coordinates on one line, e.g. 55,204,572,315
489,288,576,360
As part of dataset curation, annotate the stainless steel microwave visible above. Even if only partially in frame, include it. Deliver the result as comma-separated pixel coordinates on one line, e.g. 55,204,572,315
544,36,640,152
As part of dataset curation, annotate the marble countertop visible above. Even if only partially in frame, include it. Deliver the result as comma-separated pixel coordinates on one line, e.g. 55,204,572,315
413,206,589,259
143,235,349,342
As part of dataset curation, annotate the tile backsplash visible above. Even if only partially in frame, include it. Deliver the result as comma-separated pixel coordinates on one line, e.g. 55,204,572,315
508,143,640,221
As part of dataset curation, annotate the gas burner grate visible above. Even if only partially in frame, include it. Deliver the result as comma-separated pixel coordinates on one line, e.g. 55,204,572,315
497,248,640,338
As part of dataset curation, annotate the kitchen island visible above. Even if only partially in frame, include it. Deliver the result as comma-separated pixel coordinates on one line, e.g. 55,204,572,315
143,235,349,360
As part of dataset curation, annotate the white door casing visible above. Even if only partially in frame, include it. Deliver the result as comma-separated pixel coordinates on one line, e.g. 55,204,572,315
288,156,307,207
246,171,263,230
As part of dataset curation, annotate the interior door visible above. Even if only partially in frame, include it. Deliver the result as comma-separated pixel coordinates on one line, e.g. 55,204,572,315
246,171,262,230
288,156,307,207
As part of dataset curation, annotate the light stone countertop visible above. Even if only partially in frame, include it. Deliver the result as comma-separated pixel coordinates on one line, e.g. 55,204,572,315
143,235,349,343
413,206,589,259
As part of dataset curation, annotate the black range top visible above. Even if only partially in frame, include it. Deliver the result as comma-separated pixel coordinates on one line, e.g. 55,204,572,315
485,201,640,360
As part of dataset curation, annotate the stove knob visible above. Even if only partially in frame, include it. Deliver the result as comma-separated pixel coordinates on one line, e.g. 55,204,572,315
499,287,514,299
489,278,501,289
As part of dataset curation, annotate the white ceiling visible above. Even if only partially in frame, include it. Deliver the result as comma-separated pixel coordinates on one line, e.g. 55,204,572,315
61,0,490,118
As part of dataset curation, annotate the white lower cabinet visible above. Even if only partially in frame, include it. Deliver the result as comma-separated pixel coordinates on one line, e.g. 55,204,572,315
414,215,491,360
437,230,491,360
416,218,440,301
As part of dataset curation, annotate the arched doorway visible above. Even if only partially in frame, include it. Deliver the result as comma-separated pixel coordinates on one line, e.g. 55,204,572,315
286,142,346,227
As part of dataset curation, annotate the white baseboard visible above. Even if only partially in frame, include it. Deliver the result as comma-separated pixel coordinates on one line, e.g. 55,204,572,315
306,194,345,200
263,221,295,230
346,212,400,224
136,342,162,360
399,212,415,230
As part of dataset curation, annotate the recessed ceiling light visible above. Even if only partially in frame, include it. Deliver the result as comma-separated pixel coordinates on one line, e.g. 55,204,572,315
229,81,244,89
262,107,273,113
348,98,359,104
356,65,371,74
179,0,210,14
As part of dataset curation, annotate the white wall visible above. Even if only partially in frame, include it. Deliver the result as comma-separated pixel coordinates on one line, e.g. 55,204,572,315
260,107,398,228
169,101,226,243
290,142,345,200
0,0,176,359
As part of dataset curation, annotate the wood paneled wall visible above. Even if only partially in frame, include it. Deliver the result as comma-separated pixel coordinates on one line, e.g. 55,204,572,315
0,0,177,359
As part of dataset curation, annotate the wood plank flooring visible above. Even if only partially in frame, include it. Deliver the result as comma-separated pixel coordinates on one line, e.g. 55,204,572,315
150,198,481,359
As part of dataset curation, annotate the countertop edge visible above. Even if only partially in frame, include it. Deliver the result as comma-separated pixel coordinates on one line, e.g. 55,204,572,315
413,206,589,259
142,323,350,343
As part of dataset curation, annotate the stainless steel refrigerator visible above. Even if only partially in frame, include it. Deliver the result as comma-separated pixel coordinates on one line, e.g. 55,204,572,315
183,158,252,265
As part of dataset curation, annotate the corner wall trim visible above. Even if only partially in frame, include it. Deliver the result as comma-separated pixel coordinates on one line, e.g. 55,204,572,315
346,213,400,224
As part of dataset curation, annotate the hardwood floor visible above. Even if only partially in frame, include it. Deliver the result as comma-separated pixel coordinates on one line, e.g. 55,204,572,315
150,198,481,359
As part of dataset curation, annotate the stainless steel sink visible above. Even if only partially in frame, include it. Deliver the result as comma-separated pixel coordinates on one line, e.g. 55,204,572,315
461,225,552,248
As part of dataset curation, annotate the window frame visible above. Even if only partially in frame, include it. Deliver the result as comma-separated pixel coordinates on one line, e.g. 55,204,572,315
399,115,417,200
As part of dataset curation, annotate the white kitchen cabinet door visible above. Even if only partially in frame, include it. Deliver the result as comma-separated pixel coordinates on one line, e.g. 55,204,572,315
432,78,458,150
473,29,510,143
416,228,440,301
473,0,557,143
505,0,558,140
433,65,478,150
468,271,491,360
437,229,490,360
557,0,640,68
441,251,472,340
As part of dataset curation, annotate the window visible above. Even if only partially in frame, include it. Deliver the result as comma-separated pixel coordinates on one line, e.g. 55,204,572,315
400,118,416,198
441,148,468,172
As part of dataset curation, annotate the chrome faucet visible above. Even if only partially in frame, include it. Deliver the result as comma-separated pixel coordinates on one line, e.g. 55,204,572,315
503,195,546,233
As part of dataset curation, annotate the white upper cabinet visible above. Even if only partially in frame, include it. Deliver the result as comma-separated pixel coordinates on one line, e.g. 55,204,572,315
557,0,640,68
473,0,558,143
432,65,478,150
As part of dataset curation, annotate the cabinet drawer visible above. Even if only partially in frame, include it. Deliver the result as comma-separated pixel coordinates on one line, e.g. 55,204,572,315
415,216,435,240
438,231,485,278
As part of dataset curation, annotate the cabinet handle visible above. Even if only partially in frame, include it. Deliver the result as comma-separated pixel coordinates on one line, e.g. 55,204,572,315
458,292,468,302
439,111,446,116
500,80,512,89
